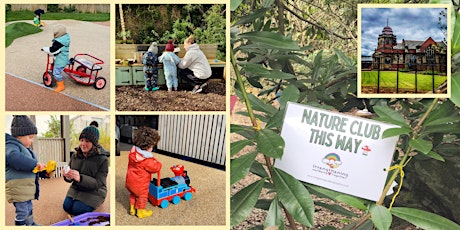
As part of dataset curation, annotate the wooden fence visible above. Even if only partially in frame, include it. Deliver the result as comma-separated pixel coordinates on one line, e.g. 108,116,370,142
157,115,226,166
10,4,110,13
33,137,66,179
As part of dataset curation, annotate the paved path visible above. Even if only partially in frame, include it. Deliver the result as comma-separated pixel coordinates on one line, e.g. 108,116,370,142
6,74,105,111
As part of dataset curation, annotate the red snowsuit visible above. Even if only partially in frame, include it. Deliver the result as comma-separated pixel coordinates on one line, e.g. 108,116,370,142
125,146,162,209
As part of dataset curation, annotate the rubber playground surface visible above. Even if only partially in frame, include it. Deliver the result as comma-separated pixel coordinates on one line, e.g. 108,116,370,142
5,20,110,111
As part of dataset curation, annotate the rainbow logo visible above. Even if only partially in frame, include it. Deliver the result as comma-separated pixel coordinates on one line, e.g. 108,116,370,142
322,153,342,168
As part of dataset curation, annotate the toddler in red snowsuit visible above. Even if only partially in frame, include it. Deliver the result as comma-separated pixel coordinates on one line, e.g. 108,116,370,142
125,126,162,218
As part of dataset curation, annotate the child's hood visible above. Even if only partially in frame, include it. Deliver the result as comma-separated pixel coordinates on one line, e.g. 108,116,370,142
5,133,20,146
53,24,67,38
130,146,154,162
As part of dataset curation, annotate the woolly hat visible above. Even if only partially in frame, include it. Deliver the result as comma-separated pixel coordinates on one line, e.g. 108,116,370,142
79,126,100,145
11,116,38,137
165,39,175,52
53,24,66,38
147,42,158,55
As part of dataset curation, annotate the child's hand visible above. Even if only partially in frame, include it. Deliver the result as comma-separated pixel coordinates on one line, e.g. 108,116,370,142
32,163,46,173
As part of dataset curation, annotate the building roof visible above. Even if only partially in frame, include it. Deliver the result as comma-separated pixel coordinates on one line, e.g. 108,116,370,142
382,26,393,35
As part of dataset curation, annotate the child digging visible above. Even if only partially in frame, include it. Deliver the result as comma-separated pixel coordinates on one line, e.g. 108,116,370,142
159,39,180,92
125,126,162,218
6,116,47,226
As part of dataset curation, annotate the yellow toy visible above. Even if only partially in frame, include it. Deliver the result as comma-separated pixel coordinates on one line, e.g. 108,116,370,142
33,160,56,177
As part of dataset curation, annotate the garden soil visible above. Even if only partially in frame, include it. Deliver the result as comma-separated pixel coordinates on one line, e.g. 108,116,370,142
116,79,226,111
5,20,110,111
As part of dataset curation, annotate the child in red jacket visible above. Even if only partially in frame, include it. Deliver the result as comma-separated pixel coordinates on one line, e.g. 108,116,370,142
125,126,162,218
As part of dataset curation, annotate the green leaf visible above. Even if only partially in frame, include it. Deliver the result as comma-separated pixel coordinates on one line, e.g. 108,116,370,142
230,0,243,11
373,105,408,128
272,168,315,227
231,139,254,157
334,48,353,66
452,12,460,55
391,207,460,230
370,205,392,230
382,127,411,138
305,184,368,210
265,109,285,130
425,151,445,162
250,160,270,178
238,31,300,50
279,85,300,111
424,116,460,127
231,151,258,185
230,179,265,226
264,197,284,230
315,201,357,217
409,138,433,154
256,129,284,159
240,62,296,80
450,73,460,107
247,93,278,116
255,198,273,210
422,122,460,134
343,220,374,230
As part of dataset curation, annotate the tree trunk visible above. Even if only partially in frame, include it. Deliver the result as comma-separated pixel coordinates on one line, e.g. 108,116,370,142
118,4,127,44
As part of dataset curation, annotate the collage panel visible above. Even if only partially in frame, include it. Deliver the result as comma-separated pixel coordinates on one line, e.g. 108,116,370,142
115,4,226,111
5,4,110,111
115,114,226,225
5,114,111,226
358,4,450,98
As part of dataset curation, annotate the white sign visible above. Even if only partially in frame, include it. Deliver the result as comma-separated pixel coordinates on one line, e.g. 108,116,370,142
274,102,399,201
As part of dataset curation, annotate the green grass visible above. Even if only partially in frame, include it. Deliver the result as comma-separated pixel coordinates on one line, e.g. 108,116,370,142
361,71,447,91
5,22,42,47
6,10,109,22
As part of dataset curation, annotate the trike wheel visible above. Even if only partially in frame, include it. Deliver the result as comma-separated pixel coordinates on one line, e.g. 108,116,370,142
76,65,87,73
43,71,55,87
94,77,106,90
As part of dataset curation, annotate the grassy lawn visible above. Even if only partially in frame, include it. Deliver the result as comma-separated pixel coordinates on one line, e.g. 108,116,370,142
6,10,109,22
5,22,42,47
5,10,109,47
361,71,447,91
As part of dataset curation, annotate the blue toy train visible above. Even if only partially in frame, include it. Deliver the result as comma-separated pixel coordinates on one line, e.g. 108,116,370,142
148,164,196,208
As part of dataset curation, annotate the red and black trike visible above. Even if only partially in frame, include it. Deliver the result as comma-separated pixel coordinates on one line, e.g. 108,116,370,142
42,52,107,90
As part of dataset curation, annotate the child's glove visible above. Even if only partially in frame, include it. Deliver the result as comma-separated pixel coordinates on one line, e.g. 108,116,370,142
41,47,61,56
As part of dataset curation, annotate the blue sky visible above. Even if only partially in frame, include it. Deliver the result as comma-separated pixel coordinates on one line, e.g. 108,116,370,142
361,7,446,56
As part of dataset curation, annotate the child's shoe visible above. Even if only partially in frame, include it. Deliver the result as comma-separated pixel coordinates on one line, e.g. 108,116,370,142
129,205,136,216
26,214,42,226
54,81,65,92
136,209,153,218
144,87,150,91
151,87,159,91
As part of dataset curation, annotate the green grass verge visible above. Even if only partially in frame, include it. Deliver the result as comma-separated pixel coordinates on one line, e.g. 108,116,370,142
5,22,42,47
361,71,447,91
6,10,109,22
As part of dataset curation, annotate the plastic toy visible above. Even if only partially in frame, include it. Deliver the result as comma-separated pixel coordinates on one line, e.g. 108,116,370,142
32,160,56,178
51,212,110,226
41,51,107,90
148,164,196,209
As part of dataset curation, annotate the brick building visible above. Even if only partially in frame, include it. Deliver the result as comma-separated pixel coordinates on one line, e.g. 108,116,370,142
371,23,447,72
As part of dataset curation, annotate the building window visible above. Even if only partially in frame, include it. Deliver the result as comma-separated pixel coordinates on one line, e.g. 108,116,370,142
385,57,391,64
410,55,416,64
386,38,389,45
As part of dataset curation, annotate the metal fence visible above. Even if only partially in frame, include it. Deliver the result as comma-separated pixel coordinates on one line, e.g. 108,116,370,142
157,115,226,166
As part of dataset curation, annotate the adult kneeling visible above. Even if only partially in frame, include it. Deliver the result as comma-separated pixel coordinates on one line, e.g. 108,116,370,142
178,34,212,94
62,126,108,215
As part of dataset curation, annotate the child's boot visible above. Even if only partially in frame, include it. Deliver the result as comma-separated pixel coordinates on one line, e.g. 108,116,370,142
15,219,26,226
136,209,153,218
129,205,136,216
54,80,65,92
